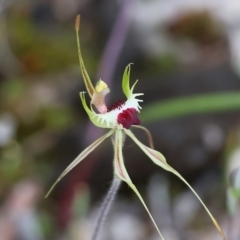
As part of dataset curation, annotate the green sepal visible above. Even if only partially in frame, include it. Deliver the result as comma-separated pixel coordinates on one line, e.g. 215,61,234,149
75,16,95,98
45,128,114,197
124,129,226,240
113,130,165,240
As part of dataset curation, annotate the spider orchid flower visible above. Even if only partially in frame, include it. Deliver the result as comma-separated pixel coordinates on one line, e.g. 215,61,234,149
46,16,225,240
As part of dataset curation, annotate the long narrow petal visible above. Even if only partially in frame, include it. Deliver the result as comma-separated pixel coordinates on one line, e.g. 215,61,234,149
75,15,95,98
124,129,226,240
131,125,154,149
113,130,165,240
45,129,115,198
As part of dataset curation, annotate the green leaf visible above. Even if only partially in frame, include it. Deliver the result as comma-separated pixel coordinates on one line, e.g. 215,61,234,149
141,92,240,123
125,129,226,240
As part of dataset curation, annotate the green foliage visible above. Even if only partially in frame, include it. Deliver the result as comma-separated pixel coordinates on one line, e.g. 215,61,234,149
8,14,78,73
41,106,74,130
1,78,27,101
141,91,240,123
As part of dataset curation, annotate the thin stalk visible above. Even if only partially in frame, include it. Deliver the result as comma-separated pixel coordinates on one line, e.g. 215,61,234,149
91,177,121,240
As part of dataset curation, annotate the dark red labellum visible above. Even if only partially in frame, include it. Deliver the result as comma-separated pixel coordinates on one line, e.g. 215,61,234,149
117,108,140,129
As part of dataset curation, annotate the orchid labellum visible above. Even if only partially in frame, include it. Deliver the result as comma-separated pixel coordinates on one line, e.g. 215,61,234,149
46,15,226,240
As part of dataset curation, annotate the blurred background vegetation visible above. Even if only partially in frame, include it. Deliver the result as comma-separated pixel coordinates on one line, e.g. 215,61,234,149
1,0,240,239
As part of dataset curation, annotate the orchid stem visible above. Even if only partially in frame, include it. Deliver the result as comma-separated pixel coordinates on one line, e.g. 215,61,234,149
91,177,121,240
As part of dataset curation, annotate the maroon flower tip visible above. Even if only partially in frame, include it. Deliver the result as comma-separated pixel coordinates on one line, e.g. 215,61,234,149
107,99,125,112
117,108,140,129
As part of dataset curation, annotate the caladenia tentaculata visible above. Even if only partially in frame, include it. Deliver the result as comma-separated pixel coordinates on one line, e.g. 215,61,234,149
45,15,226,240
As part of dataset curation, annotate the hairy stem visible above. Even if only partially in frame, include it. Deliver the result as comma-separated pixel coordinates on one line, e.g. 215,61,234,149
91,177,121,240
